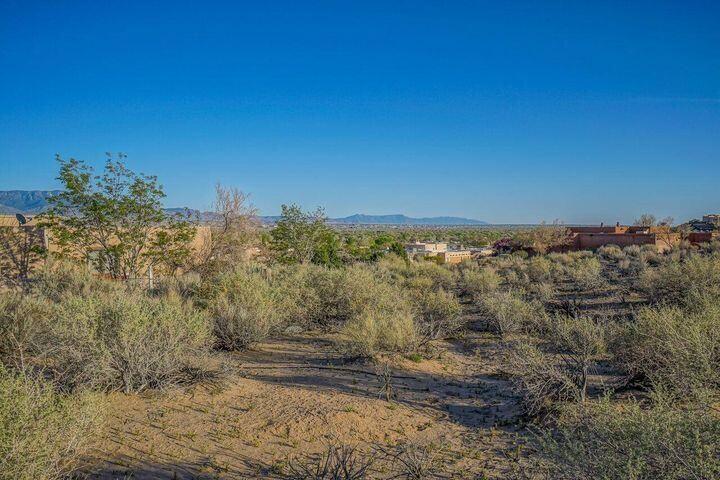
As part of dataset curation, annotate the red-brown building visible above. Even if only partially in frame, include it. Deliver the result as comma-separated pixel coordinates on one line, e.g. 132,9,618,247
564,224,679,253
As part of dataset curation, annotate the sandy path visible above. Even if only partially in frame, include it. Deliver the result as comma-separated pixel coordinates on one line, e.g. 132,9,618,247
81,310,525,479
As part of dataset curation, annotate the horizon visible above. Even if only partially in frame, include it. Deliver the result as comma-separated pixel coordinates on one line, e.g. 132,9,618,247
1,1,718,223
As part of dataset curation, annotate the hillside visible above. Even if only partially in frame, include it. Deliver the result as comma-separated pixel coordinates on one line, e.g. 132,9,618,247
0,190,60,214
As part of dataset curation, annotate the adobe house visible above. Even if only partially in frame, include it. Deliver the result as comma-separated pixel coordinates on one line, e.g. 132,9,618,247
566,223,679,253
0,214,212,277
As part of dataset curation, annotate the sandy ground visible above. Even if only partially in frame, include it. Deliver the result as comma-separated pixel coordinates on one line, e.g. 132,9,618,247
79,311,527,479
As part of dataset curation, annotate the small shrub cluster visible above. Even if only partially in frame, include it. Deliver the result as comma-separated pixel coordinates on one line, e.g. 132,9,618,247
460,266,500,300
339,266,417,357
0,366,102,480
564,256,604,291
480,291,547,337
1,263,213,393
637,253,720,305
538,398,720,480
615,297,720,399
209,266,280,350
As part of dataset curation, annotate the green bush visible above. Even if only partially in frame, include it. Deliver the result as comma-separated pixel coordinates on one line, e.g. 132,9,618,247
413,288,462,341
548,314,608,402
0,366,102,480
339,266,418,357
637,254,720,305
32,260,120,302
525,281,557,303
47,291,211,392
538,399,720,480
209,266,279,350
341,306,417,358
597,244,625,262
460,267,500,300
270,264,325,328
615,299,720,399
0,292,51,370
505,341,581,416
565,256,604,290
526,256,556,283
481,290,547,337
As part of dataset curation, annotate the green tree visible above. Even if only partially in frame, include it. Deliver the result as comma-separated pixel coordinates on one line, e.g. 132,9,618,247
42,153,195,279
269,204,340,265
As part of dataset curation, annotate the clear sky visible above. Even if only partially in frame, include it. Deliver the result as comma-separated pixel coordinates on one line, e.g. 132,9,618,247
0,1,718,224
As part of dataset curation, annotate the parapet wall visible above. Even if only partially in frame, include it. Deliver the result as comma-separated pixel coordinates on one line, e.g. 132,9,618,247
573,232,678,252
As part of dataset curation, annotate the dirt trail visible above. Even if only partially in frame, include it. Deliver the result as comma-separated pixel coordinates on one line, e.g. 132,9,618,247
82,309,525,479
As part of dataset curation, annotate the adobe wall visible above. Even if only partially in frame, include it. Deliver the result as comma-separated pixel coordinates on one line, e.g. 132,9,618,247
574,232,678,253
568,226,627,234
689,232,720,244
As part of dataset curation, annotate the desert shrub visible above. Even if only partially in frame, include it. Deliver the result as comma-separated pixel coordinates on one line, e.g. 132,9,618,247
341,302,417,358
460,267,500,299
567,250,594,260
340,268,417,357
209,266,280,349
31,260,120,302
481,291,547,337
0,292,52,370
548,314,608,402
409,262,456,291
376,253,412,279
403,275,436,293
597,244,624,262
526,256,555,283
0,366,103,480
615,299,720,399
505,341,582,416
380,442,443,480
512,250,529,259
151,272,203,300
564,257,604,290
637,253,720,305
538,399,720,480
524,281,557,304
413,288,462,341
47,291,211,392
287,443,374,479
270,264,325,328
547,252,573,266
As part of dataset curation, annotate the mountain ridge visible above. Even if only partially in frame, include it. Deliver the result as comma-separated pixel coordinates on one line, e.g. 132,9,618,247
0,191,487,225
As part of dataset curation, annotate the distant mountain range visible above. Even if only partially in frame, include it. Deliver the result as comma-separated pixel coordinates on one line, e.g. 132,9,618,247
0,190,61,214
326,214,486,225
0,191,487,226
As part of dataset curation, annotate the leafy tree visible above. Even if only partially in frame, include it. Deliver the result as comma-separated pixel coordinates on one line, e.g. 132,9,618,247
269,204,340,265
516,220,569,254
42,154,195,279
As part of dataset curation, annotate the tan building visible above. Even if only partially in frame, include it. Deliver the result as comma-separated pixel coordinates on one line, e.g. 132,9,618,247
1,215,211,276
437,250,472,264
405,242,448,254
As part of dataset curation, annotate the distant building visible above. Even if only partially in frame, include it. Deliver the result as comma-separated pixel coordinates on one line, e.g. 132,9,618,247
0,214,212,275
564,224,679,253
405,242,447,254
702,214,720,226
437,250,472,264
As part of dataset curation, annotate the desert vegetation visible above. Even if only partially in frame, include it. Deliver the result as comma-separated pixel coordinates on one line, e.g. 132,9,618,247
1,158,719,479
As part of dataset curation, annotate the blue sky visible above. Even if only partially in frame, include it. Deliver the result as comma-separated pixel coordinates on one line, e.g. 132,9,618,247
0,1,718,223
